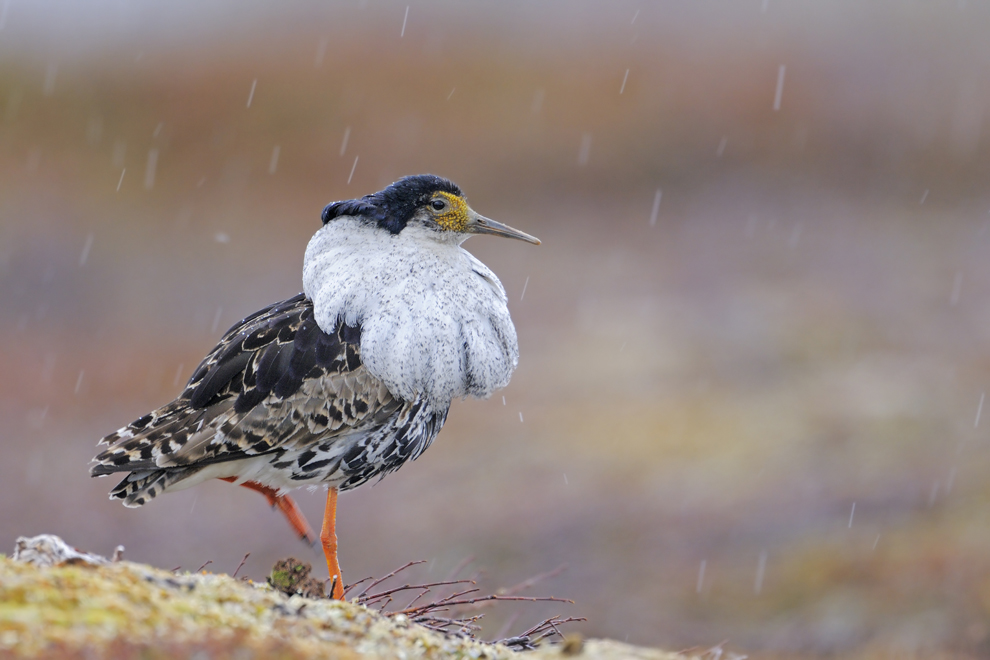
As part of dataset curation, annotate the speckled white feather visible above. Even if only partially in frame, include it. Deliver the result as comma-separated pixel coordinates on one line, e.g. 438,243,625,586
303,218,519,407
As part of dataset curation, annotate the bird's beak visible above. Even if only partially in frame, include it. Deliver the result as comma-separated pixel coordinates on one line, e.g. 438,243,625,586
465,211,541,245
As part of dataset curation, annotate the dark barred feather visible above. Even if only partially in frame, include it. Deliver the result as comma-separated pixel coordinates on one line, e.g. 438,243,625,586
91,293,446,506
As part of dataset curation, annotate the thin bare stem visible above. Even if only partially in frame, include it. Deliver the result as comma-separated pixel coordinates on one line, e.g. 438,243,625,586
499,563,567,596
426,586,481,607
398,593,570,616
401,587,432,611
538,617,565,642
326,559,581,649
355,560,426,599
342,576,374,597
415,614,483,630
363,579,474,604
231,553,250,579
498,616,586,647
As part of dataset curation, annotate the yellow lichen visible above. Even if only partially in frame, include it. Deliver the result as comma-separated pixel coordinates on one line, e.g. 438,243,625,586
0,554,690,659
0,556,508,659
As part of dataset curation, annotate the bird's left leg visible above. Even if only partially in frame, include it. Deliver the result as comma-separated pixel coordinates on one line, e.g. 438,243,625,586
219,477,318,546
321,486,345,600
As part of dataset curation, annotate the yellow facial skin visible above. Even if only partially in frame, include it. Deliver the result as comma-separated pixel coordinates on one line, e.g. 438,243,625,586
430,191,471,233
427,190,541,244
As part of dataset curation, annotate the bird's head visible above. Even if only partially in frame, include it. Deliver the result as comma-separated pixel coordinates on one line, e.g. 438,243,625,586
321,174,540,246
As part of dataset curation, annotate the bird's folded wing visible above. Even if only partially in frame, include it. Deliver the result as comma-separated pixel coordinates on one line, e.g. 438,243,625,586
91,293,400,475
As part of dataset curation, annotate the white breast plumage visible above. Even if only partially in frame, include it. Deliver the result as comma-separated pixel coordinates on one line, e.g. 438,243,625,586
303,218,519,407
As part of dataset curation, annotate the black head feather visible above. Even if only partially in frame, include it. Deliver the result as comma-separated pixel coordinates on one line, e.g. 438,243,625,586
321,174,463,234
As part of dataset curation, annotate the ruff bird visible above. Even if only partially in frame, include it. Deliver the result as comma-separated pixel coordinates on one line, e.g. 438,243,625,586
90,174,539,598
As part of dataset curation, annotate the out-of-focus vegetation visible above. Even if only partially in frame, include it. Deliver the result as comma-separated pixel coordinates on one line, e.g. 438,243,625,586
3,2,990,657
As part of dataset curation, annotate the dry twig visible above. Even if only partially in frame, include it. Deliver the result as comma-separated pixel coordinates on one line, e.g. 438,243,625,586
231,553,250,579
499,564,567,597
343,559,583,650
355,560,426,599
342,575,374,597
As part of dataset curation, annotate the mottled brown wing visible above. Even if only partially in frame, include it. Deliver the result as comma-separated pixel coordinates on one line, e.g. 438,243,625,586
91,293,400,475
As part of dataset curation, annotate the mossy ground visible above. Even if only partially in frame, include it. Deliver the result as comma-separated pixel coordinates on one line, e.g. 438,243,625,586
0,555,685,660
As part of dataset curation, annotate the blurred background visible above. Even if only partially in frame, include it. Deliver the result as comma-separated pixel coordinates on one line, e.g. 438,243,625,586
3,0,990,656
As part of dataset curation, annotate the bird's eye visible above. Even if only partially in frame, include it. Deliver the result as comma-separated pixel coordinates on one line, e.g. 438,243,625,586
431,199,447,212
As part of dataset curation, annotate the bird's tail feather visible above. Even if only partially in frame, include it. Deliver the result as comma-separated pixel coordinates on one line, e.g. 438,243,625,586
110,467,200,507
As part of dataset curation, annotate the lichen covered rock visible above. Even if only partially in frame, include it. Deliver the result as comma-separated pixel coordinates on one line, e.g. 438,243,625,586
0,547,508,658
0,535,690,660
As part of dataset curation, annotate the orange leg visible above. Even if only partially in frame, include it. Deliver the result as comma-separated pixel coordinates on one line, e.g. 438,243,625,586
321,486,345,600
219,477,318,546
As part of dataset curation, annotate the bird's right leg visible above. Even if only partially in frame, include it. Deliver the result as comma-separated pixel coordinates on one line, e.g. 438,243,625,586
219,477,318,546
